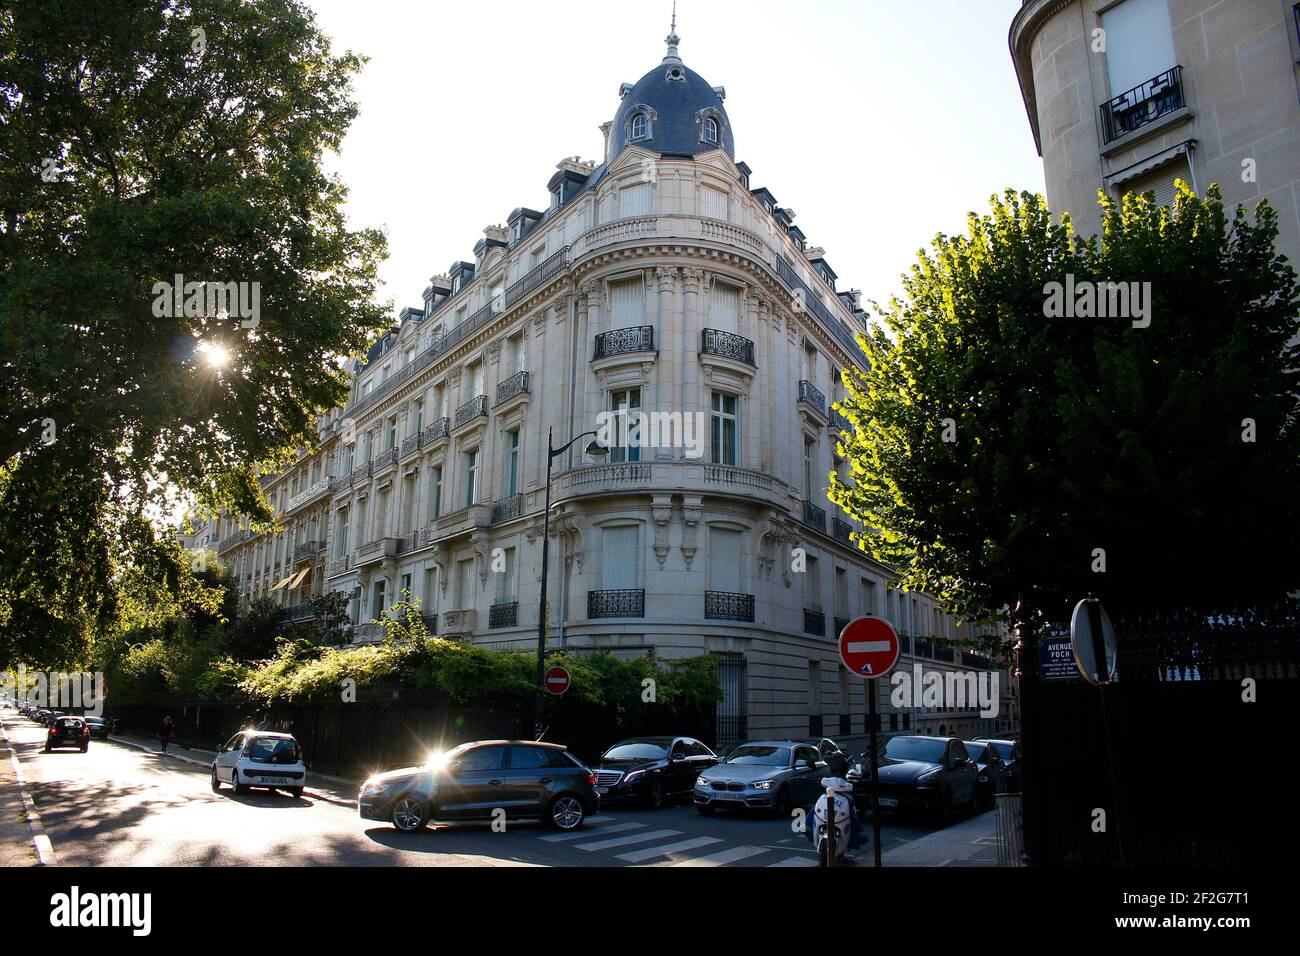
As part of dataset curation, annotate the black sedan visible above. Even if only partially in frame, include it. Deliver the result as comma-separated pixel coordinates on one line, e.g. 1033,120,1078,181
974,738,1021,791
83,717,111,740
592,736,718,808
358,740,599,833
963,740,1009,810
45,716,90,752
848,735,978,823
693,740,827,816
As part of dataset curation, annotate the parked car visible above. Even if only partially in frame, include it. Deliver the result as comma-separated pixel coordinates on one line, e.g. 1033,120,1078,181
963,740,1009,810
83,716,111,740
848,735,978,823
42,711,66,728
45,716,89,752
795,736,851,776
210,731,307,797
358,740,599,833
592,736,718,808
974,738,1022,791
693,740,826,816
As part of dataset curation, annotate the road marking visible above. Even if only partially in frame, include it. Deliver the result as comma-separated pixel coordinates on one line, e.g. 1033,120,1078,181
667,844,771,867
615,836,722,863
575,828,682,851
768,856,819,866
1,716,57,865
539,821,644,843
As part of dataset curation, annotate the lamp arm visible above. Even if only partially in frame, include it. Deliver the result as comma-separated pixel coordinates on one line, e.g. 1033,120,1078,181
549,429,601,461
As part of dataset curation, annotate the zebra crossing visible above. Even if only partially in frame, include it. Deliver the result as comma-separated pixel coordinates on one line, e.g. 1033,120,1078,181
536,813,822,867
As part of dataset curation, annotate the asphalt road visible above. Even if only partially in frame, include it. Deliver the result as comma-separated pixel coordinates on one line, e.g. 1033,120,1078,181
5,715,939,867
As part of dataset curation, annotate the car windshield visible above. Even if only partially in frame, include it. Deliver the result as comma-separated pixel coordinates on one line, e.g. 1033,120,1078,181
57,719,81,729
724,746,790,766
883,738,948,763
247,737,300,764
84,717,104,724
992,743,1015,760
603,742,668,760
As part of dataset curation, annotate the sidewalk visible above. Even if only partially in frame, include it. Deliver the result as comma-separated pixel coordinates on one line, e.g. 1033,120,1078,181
0,715,50,865
881,808,1002,866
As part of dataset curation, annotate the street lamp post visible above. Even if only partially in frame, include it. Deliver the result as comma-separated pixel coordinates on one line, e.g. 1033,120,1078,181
534,426,606,739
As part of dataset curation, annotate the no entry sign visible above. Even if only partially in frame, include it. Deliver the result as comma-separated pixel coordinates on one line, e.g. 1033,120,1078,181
838,616,901,679
544,665,571,695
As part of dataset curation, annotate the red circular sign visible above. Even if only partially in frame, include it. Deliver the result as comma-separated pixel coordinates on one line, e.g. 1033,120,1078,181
544,665,571,696
838,617,901,679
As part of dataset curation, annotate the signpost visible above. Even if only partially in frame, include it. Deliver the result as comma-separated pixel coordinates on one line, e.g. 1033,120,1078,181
838,616,901,868
544,665,570,696
1039,634,1078,680
1069,597,1124,864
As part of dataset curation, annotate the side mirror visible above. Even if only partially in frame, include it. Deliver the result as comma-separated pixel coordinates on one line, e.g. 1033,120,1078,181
815,760,828,770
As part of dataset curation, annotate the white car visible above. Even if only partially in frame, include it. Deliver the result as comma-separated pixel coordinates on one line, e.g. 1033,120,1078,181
210,731,307,797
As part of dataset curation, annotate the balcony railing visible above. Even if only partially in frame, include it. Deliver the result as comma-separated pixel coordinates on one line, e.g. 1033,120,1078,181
832,516,853,544
350,460,372,484
705,591,755,623
489,601,519,629
423,417,451,444
453,395,488,429
292,540,325,562
285,476,335,513
400,432,422,458
804,608,827,636
593,325,655,360
326,555,352,577
372,447,398,471
798,380,826,416
701,329,755,366
491,493,524,524
588,589,645,618
1100,66,1184,144
772,256,861,357
495,370,530,406
834,616,850,638
830,407,851,432
802,499,827,532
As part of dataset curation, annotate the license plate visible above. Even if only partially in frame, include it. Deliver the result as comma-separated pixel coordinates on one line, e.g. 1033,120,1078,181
596,787,609,795
878,797,899,807
256,777,289,785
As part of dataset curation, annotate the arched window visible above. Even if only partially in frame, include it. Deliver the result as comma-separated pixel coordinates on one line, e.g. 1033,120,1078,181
703,117,719,144
631,112,647,140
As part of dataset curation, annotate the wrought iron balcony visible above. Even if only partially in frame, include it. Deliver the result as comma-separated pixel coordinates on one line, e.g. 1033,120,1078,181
701,329,755,366
491,493,524,524
400,432,422,458
593,325,655,360
1100,66,1184,144
834,616,850,638
588,589,645,618
804,608,827,636
453,395,488,429
495,370,530,406
802,499,827,532
292,540,325,562
832,516,853,544
285,476,335,513
423,417,451,444
798,380,826,416
489,601,519,629
830,407,851,432
350,460,372,484
705,591,755,623
372,447,398,471
326,555,352,577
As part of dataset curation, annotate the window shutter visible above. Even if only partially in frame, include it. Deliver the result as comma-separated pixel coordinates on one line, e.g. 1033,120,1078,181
1120,157,1189,208
709,283,741,334
602,525,640,590
708,528,742,593
609,278,646,329
701,185,728,221
619,183,651,218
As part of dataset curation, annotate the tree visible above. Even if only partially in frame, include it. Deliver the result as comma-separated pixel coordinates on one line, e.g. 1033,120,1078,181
829,186,1300,628
224,596,282,662
0,0,389,665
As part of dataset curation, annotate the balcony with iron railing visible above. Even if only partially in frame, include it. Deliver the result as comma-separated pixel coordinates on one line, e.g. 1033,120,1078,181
798,380,827,417
701,329,755,367
372,447,398,473
326,554,352,577
832,516,853,544
491,493,524,524
1100,66,1185,145
489,601,519,629
588,589,645,619
350,460,372,484
830,407,851,432
292,540,325,562
453,395,488,429
705,591,755,623
495,370,530,407
803,608,827,636
423,417,451,445
355,537,400,566
400,431,423,458
593,326,655,360
285,476,335,513
802,499,827,532
834,616,850,638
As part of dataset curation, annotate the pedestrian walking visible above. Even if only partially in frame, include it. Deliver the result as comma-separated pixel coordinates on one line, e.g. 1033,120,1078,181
158,716,176,753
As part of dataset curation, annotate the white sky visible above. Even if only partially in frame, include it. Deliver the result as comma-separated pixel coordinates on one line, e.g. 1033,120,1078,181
307,0,1045,317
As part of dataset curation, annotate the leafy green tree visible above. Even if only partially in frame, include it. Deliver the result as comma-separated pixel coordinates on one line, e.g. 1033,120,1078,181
224,596,282,662
0,0,389,665
829,186,1300,627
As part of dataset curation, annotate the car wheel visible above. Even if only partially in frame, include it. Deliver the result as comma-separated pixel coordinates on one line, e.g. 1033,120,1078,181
547,793,585,831
210,767,222,792
647,779,665,810
391,795,428,832
696,804,715,815
231,771,248,796
289,787,303,798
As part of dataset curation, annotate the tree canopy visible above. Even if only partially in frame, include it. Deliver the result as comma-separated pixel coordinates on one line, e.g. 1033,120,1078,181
829,185,1300,628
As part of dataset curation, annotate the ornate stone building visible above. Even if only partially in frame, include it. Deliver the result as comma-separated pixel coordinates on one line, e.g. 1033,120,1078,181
209,27,1009,744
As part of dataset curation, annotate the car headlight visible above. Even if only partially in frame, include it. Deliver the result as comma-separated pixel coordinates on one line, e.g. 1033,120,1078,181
624,770,644,784
695,777,711,788
917,770,944,788
751,779,774,790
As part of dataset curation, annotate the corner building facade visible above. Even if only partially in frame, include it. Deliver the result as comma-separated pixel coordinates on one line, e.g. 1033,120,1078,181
214,31,1011,746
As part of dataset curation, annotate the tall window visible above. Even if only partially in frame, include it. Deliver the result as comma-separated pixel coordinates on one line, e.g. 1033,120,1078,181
708,281,741,334
609,277,646,329
412,399,423,434
1101,0,1175,97
703,117,719,144
504,430,520,496
496,547,516,604
335,508,349,559
602,525,640,591
463,449,479,507
376,486,390,537
804,438,817,498
835,567,848,615
609,388,641,463
428,465,443,520
630,111,647,139
456,558,473,610
387,416,397,451
708,527,742,594
804,555,821,609
619,183,651,218
371,579,386,619
711,392,739,466
700,185,728,222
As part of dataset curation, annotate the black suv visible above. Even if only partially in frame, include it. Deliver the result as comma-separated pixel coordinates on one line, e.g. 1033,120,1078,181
592,736,719,808
45,716,89,752
358,740,599,833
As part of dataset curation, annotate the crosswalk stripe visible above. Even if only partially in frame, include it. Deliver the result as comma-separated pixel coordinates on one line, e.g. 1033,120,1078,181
539,821,645,843
616,836,723,863
575,828,683,851
767,856,818,867
667,844,772,867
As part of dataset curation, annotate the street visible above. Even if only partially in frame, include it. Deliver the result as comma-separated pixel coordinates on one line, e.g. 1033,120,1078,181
4,715,955,868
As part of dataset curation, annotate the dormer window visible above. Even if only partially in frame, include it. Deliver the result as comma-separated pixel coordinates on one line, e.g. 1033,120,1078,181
631,112,647,140
703,117,719,144
696,107,725,147
451,275,462,295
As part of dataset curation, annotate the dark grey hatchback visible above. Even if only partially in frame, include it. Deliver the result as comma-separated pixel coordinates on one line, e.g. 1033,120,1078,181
358,740,600,833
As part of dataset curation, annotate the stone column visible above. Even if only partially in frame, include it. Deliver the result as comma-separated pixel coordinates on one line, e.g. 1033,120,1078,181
744,286,762,471
654,267,678,460
680,268,703,458
580,283,605,458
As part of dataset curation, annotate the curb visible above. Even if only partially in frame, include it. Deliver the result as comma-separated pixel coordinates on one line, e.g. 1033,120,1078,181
0,716,56,865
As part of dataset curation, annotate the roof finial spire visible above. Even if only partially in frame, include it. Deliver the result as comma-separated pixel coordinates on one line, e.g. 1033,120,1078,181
664,1,682,64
